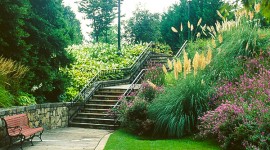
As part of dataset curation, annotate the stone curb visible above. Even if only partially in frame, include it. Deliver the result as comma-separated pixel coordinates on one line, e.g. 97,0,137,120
95,132,113,150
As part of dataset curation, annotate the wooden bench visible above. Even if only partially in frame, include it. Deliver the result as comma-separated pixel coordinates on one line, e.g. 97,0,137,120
1,113,44,149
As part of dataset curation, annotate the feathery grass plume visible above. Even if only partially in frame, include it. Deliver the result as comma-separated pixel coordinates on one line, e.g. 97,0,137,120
192,52,200,76
255,3,261,13
191,24,194,31
206,48,212,65
200,53,206,69
180,23,183,32
211,38,216,48
176,59,182,73
197,18,202,26
201,25,207,36
162,65,168,74
249,12,254,20
211,26,217,37
171,27,178,33
183,51,189,78
174,62,178,80
218,34,223,44
188,59,191,73
196,33,201,38
147,80,157,89
167,59,173,70
188,21,191,29
217,10,225,20
215,21,221,33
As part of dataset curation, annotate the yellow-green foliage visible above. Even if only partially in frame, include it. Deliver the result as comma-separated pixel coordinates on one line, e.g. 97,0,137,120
0,57,29,108
0,56,28,92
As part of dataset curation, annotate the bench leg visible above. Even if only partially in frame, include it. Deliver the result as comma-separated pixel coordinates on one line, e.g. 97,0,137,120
38,130,43,141
20,135,25,150
30,134,35,146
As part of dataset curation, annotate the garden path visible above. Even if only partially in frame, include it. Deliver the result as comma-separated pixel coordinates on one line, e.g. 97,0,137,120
5,127,112,150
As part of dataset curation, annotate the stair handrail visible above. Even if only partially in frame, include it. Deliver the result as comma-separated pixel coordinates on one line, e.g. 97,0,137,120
113,69,148,110
68,42,153,107
112,40,189,110
174,40,188,58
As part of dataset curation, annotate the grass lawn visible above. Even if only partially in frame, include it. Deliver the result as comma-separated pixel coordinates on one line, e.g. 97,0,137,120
104,130,220,150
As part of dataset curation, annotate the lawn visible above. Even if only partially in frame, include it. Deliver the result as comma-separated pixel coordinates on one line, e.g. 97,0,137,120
104,130,220,150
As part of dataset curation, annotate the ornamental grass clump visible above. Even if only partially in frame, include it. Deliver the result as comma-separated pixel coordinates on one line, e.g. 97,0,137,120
149,71,213,138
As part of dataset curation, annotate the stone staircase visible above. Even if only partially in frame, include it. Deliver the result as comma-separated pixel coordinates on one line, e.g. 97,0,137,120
68,52,173,130
69,85,140,130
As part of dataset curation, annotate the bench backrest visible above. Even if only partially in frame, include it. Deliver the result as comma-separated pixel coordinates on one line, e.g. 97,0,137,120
3,114,29,128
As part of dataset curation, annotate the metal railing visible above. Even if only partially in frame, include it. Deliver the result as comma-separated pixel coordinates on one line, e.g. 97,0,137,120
174,40,188,58
112,40,189,110
68,41,188,124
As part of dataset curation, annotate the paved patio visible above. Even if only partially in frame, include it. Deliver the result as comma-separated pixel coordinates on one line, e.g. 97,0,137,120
1,127,113,150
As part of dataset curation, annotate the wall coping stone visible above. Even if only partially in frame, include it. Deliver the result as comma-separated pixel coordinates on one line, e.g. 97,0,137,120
0,102,69,117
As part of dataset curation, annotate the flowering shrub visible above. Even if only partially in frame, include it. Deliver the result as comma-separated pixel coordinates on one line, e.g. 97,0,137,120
117,97,154,136
144,63,165,86
199,53,270,149
115,65,165,136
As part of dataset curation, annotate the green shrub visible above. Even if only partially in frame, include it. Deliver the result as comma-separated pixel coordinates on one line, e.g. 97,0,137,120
119,98,154,136
61,43,146,101
16,92,36,106
0,86,13,108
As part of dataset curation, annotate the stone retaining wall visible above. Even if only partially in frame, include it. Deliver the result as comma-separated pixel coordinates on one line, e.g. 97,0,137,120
0,103,69,147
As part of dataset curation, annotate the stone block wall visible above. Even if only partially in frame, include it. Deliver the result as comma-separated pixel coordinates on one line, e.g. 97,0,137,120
0,103,69,147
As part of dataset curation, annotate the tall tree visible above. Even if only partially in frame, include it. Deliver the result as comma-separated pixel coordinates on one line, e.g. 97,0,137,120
125,6,162,43
22,0,77,102
0,0,30,60
79,0,118,43
63,6,83,45
160,0,223,52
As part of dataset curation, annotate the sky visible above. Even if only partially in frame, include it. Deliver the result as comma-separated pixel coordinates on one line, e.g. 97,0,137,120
63,0,179,41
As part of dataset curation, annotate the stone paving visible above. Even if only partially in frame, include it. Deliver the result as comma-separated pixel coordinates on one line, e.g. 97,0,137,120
1,127,112,150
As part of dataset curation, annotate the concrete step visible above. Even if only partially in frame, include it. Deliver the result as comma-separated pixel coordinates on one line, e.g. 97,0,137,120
73,117,115,124
88,99,118,105
92,95,120,100
82,108,109,113
84,104,115,109
69,122,119,130
98,88,127,93
95,91,124,96
76,112,112,118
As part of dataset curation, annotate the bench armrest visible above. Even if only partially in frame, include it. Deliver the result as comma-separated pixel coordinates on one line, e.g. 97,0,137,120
8,126,22,135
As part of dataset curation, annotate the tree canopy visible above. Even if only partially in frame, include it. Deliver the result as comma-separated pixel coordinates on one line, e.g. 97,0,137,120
160,0,223,52
124,6,162,43
0,0,83,102
79,0,118,43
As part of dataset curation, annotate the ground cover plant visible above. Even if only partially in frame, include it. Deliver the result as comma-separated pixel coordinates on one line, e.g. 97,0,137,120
61,43,146,100
104,130,220,150
198,51,270,149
